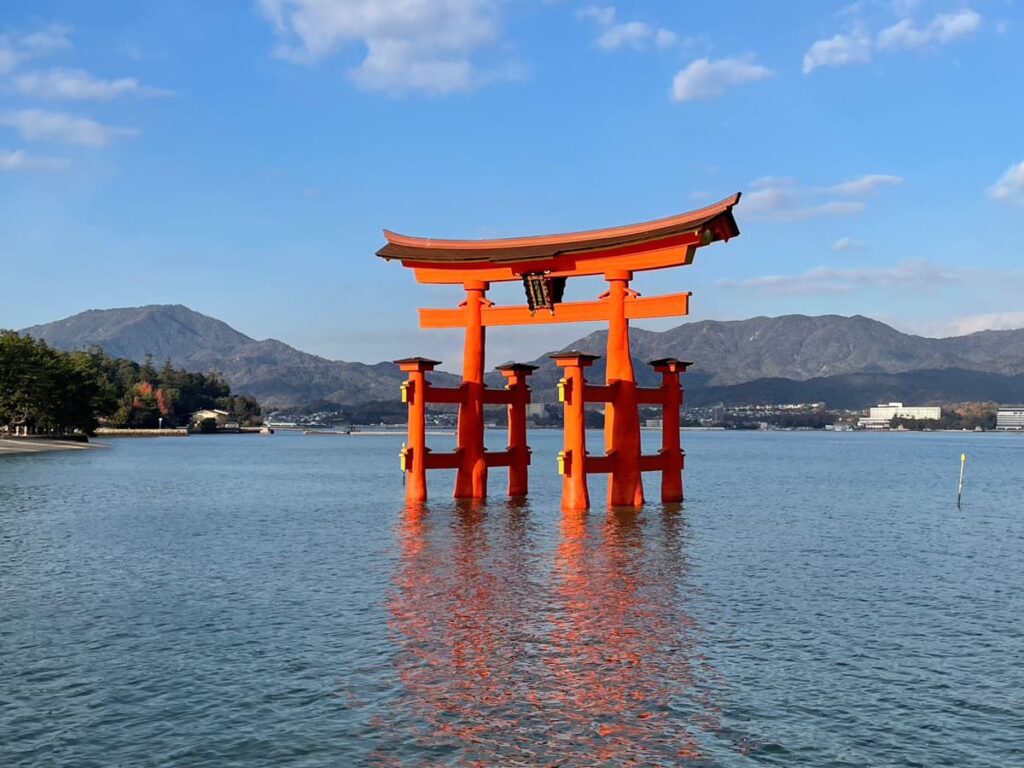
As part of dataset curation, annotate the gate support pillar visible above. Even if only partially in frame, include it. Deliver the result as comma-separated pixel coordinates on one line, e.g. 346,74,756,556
455,280,490,499
604,270,644,508
650,358,691,503
396,357,441,503
496,363,538,497
551,351,599,511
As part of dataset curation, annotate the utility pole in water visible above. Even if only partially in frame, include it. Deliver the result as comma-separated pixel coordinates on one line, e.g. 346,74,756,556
957,453,967,509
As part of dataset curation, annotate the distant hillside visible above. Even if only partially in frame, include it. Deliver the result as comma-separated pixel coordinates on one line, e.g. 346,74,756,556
507,314,1024,402
532,314,1024,383
20,305,457,409
20,306,1024,410
685,369,1024,410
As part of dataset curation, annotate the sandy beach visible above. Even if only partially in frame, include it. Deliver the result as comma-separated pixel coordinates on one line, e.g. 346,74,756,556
0,438,104,456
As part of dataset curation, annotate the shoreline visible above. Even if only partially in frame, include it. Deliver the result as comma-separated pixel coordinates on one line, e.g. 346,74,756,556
0,438,107,456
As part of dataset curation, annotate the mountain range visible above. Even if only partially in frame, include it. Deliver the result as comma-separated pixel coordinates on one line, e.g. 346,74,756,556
18,305,1024,410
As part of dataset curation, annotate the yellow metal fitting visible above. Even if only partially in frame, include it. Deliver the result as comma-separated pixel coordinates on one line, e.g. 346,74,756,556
399,447,409,472
557,378,567,403
557,450,567,476
400,381,411,404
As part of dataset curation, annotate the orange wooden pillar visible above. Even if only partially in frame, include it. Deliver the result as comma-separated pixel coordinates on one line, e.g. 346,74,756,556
396,357,440,503
552,351,599,511
604,270,644,507
650,358,690,503
496,363,537,497
454,280,489,500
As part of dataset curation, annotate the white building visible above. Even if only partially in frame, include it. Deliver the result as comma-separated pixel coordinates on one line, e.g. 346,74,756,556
191,409,230,427
526,403,547,418
860,402,941,429
996,405,1024,431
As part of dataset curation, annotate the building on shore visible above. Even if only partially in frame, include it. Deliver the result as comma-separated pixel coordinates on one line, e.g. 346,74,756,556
191,409,230,427
996,405,1024,431
859,402,942,430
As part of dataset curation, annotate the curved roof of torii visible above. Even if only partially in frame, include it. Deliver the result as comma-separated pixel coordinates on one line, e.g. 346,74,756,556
377,193,741,265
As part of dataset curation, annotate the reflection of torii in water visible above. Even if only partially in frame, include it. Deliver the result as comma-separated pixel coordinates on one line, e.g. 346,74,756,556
382,195,742,509
374,502,739,766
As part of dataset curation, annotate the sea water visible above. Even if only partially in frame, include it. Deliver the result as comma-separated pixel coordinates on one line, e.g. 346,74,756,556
1,430,1022,766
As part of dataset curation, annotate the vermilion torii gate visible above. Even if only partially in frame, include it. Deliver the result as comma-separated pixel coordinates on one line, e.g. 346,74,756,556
380,193,741,510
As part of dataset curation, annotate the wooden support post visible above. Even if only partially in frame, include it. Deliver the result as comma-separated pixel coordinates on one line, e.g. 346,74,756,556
650,358,691,503
604,271,644,507
455,280,489,499
551,351,599,511
395,357,441,503
496,363,538,497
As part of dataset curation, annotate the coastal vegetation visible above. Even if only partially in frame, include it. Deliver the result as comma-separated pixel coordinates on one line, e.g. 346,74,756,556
0,331,261,435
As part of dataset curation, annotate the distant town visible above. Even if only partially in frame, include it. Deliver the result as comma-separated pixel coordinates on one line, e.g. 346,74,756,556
267,401,1024,433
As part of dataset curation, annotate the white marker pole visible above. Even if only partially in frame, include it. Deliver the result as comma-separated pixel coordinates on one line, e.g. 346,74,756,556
957,452,967,509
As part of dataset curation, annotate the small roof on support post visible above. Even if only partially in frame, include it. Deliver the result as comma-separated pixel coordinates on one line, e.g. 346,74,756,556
549,351,601,368
495,362,540,373
649,358,693,373
394,356,442,372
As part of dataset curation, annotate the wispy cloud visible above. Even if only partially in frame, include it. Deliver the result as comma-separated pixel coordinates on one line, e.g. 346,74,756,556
803,8,982,74
16,24,72,56
0,148,70,171
987,161,1024,206
935,312,1024,336
0,109,138,146
256,0,514,95
832,237,867,252
716,260,957,295
828,174,903,195
803,29,871,74
14,68,172,101
671,56,773,102
878,10,981,51
742,174,901,222
0,22,72,75
578,5,676,51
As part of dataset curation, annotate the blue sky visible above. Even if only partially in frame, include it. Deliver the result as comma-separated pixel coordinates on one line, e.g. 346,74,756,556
1,0,1022,368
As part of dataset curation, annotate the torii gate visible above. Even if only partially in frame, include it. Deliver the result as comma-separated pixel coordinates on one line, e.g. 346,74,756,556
379,193,741,510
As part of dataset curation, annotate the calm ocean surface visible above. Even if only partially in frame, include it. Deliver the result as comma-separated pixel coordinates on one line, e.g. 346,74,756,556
1,429,1022,767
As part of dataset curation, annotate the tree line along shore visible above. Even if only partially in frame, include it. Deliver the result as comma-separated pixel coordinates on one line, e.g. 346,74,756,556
0,331,262,438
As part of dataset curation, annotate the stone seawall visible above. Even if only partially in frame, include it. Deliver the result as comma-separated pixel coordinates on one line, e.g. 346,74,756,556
94,428,190,437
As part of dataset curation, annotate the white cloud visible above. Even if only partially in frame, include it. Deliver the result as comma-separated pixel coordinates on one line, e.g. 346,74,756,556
16,24,72,55
804,9,981,75
578,6,615,27
0,23,71,74
0,109,139,146
0,48,16,76
579,6,676,51
832,237,867,251
877,9,981,51
936,312,1024,336
0,148,70,171
654,28,677,49
14,68,172,101
256,0,509,94
717,260,957,295
598,22,675,51
802,30,871,74
671,56,773,102
743,174,898,222
987,161,1024,206
829,173,903,195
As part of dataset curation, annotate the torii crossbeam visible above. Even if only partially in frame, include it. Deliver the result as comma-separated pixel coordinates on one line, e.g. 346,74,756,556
379,193,741,509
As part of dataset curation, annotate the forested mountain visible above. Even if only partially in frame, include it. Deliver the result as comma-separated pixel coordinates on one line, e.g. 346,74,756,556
21,306,1024,409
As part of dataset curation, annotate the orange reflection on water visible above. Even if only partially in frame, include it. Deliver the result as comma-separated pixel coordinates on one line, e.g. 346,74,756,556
378,500,724,766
